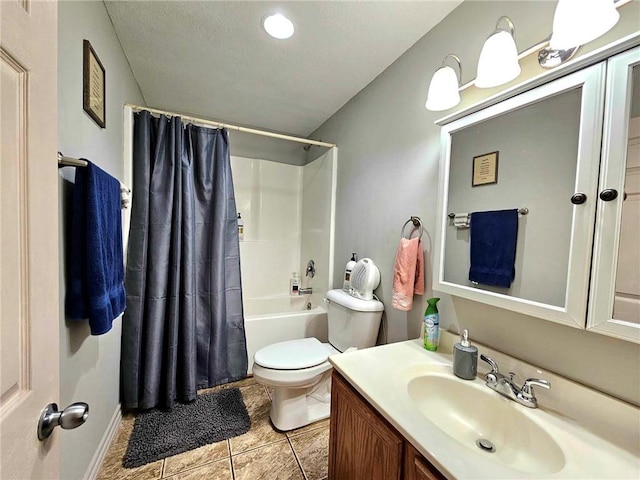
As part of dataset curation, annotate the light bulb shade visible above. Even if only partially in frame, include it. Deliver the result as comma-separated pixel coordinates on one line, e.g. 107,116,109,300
425,65,461,111
475,29,521,88
550,0,619,50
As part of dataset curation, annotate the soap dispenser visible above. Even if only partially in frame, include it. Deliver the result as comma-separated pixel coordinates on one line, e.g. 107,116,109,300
453,329,478,380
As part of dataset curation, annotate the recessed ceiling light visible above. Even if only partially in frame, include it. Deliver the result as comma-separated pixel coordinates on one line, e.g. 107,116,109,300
263,14,294,40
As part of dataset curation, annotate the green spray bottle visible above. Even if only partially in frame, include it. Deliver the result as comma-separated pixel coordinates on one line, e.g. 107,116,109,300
424,297,440,351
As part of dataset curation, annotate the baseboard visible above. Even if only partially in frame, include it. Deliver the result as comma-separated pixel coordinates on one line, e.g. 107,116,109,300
83,405,122,480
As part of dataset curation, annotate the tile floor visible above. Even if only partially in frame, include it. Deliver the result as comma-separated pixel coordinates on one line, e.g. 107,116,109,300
97,377,329,480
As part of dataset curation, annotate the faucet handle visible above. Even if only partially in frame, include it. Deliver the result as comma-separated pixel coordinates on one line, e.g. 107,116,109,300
480,354,501,383
480,354,499,373
520,378,551,401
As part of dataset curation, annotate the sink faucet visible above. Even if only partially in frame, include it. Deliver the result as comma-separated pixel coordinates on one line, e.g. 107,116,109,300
480,354,550,408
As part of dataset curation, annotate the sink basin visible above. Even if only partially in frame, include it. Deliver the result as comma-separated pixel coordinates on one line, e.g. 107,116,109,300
407,373,566,475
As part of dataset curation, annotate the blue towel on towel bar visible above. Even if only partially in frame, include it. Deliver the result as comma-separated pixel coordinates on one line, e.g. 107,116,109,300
469,209,518,288
66,160,126,335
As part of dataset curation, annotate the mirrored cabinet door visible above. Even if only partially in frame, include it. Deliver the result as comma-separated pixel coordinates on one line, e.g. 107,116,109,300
588,46,640,343
434,64,606,328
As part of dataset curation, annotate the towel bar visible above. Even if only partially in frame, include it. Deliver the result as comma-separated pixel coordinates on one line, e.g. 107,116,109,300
448,207,529,219
58,152,131,209
58,152,88,168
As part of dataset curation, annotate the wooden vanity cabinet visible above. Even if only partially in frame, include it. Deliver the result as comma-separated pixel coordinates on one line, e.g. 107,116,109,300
404,442,446,480
328,371,446,480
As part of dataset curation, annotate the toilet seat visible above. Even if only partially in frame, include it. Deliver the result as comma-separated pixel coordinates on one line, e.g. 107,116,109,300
254,337,335,370
252,338,339,389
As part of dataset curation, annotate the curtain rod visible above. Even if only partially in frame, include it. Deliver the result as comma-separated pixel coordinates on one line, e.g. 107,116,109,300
125,103,336,149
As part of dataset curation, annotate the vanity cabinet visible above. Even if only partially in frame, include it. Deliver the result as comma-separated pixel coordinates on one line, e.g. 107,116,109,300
328,371,445,480
404,443,445,480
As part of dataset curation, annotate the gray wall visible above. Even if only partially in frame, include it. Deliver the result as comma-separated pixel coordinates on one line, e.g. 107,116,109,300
58,1,144,478
312,1,640,405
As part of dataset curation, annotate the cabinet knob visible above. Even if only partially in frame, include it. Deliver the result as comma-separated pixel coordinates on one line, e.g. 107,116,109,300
599,189,618,202
570,193,587,205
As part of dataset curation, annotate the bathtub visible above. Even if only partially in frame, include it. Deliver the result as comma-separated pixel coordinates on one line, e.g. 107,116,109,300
244,295,328,374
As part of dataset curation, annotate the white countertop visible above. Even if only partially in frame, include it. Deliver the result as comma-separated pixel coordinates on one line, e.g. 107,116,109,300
329,338,640,479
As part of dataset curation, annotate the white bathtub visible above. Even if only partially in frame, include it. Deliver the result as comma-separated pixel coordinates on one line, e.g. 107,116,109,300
244,295,328,374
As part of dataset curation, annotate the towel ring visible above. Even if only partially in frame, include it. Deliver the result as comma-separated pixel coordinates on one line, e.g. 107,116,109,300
401,216,424,240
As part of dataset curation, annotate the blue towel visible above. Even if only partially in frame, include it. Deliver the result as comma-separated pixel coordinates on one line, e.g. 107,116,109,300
469,209,518,288
66,160,126,335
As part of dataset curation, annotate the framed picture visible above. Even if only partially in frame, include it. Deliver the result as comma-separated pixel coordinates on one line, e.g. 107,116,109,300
472,151,498,186
83,40,106,128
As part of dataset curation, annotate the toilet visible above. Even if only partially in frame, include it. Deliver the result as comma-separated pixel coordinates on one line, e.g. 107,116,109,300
252,288,384,431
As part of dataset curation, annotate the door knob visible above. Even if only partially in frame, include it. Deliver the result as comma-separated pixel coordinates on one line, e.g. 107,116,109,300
570,193,587,205
37,402,89,440
599,189,618,201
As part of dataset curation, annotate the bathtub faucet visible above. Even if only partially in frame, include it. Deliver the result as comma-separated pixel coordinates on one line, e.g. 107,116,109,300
306,260,316,278
298,287,313,295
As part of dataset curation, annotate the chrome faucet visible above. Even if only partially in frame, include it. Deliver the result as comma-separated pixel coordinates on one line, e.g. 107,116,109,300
480,354,550,408
305,259,316,278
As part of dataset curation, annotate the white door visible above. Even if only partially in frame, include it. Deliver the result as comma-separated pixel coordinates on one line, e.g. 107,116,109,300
1,0,60,478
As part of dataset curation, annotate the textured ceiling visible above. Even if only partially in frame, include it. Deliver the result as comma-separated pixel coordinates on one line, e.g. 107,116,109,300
105,0,461,164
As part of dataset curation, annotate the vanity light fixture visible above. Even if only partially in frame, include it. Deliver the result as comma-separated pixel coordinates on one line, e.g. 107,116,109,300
475,16,521,89
549,0,619,50
425,54,462,112
263,13,295,40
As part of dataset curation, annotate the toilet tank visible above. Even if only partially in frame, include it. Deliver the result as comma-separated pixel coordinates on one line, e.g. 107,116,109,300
326,289,384,352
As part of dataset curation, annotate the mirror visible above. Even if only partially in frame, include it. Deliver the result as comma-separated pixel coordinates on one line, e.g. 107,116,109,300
588,46,640,343
445,87,581,308
434,64,606,328
613,63,639,325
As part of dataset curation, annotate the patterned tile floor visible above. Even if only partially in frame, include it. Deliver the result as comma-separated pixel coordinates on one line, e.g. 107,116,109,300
98,377,329,480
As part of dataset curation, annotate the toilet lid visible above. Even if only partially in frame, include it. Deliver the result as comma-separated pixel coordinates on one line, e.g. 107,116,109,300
254,338,332,370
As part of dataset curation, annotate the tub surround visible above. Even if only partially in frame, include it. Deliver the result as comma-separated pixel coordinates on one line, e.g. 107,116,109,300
328,331,640,479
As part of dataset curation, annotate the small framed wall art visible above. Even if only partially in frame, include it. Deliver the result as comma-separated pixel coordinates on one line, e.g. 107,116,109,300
472,151,498,186
83,39,106,128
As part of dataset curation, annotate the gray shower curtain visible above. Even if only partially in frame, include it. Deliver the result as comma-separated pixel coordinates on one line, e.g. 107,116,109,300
121,110,247,410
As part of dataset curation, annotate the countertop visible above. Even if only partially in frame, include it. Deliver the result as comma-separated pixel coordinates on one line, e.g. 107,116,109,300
328,336,640,479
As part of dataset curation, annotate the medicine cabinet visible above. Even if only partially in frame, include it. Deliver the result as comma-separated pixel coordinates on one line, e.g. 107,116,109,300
434,45,640,343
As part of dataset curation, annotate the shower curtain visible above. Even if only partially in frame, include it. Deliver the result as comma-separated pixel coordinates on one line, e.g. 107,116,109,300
121,110,247,410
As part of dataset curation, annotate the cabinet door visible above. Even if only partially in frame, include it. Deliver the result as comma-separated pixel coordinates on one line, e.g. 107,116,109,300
588,46,640,342
328,371,403,480
434,64,606,329
404,443,446,480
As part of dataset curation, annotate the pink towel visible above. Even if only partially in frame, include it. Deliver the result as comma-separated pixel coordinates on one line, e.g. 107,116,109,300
392,237,425,311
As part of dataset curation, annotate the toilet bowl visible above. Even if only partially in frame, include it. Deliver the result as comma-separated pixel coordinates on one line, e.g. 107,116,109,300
252,289,384,431
252,337,338,431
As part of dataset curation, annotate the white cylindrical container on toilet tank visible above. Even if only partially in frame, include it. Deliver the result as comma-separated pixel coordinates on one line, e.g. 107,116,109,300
326,289,383,352
348,257,381,300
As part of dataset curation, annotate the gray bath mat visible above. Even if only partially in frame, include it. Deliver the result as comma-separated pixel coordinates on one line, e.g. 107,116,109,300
123,387,250,468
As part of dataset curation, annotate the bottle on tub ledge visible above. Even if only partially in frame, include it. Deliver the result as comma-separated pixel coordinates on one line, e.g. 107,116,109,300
343,253,358,290
237,213,244,241
424,297,440,351
290,272,300,296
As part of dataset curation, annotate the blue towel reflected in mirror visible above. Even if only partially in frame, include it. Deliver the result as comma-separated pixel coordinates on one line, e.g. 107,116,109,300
469,209,518,288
